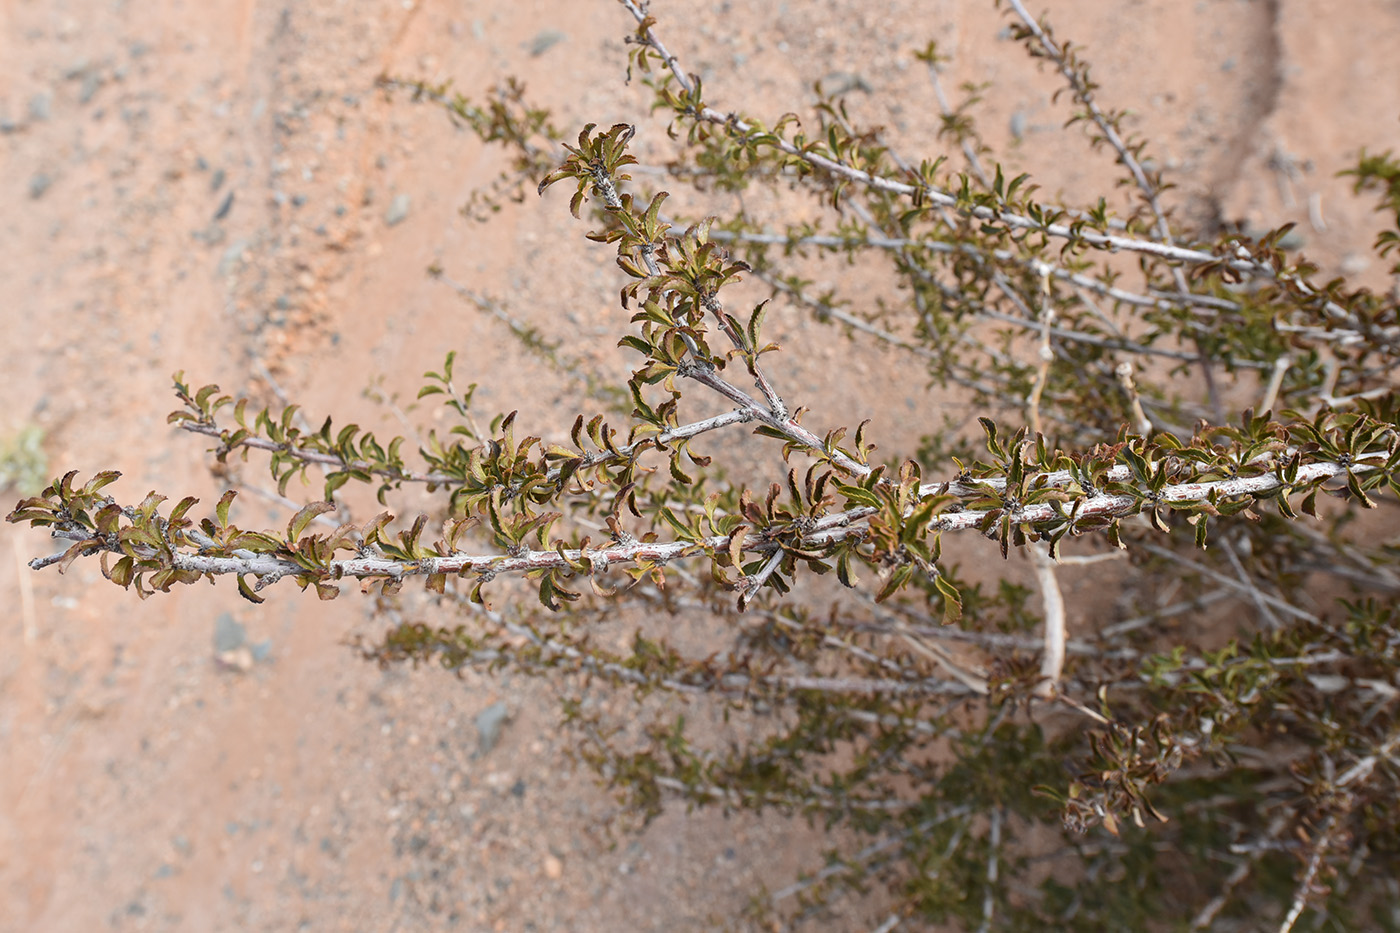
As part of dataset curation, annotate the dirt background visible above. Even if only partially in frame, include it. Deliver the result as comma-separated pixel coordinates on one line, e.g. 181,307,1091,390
2,1,1398,931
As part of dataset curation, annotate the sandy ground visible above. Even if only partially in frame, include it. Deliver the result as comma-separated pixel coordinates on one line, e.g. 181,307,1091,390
2,1,1398,930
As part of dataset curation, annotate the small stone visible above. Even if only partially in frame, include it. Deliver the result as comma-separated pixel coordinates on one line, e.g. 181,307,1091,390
542,855,563,880
214,613,246,653
475,701,508,755
28,92,52,122
384,193,411,226
528,29,566,57
819,71,871,96
1009,109,1027,142
79,72,101,104
1340,253,1369,276
213,190,234,221
29,173,53,199
215,646,255,673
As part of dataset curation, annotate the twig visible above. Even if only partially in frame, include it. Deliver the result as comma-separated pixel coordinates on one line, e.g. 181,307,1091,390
1030,543,1066,698
1134,541,1318,625
739,549,785,609
865,596,1128,658
977,808,1003,933
705,226,1284,342
581,134,791,422
1335,723,1400,789
1026,269,1055,436
1115,362,1154,436
617,0,1396,352
1277,814,1336,933
1221,536,1283,629
918,454,1389,541
180,405,755,490
1260,356,1292,413
925,57,990,187
31,449,1389,599
1190,814,1289,931
769,807,972,904
1099,587,1233,639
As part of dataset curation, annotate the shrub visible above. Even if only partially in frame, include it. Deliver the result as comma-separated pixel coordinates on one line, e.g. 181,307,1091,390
10,1,1400,929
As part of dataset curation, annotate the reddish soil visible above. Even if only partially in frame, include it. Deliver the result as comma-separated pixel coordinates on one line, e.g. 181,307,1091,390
2,2,1397,930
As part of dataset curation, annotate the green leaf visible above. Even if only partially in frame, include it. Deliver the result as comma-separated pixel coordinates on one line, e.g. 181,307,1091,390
237,575,266,604
287,501,336,542
934,574,963,626
215,490,237,528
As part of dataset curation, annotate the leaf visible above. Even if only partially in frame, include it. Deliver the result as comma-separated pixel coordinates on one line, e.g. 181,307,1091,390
168,496,199,525
237,575,266,604
214,490,237,529
84,471,123,496
836,551,858,588
934,574,963,626
727,525,749,569
875,564,912,603
56,538,102,574
287,501,337,542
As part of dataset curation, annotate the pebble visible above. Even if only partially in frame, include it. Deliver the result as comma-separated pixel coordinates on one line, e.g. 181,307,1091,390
214,613,246,653
29,173,53,200
543,855,563,880
218,239,248,276
1340,253,1369,276
213,190,234,221
79,72,101,104
216,646,255,673
475,701,508,755
1010,109,1027,141
28,92,52,122
384,193,411,226
529,30,567,57
819,71,871,96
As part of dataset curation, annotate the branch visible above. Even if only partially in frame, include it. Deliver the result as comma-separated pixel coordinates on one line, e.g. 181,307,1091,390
179,405,754,490
618,0,1397,350
1030,543,1067,699
920,456,1388,538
